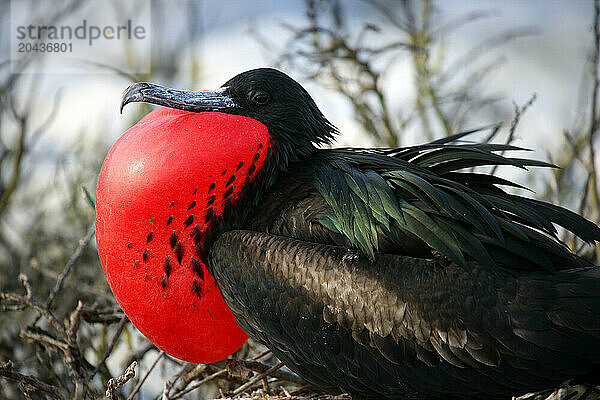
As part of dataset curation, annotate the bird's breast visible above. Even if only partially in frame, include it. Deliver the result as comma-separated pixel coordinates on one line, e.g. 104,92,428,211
96,107,271,362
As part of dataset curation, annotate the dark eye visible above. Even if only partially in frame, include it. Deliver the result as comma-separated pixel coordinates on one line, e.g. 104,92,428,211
249,90,270,105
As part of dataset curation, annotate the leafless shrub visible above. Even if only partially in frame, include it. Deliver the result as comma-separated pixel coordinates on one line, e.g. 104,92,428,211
258,0,536,146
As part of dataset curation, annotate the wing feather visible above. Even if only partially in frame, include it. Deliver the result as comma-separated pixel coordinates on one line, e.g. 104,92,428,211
209,230,600,397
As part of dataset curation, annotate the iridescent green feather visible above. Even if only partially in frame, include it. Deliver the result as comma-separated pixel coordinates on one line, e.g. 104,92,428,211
302,130,600,272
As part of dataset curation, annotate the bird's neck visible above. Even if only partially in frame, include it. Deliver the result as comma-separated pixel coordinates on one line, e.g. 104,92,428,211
199,138,293,257
199,123,331,263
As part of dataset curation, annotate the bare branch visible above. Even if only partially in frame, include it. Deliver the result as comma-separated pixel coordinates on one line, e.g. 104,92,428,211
91,316,128,378
161,379,173,400
106,361,137,400
46,223,96,309
227,359,305,386
20,328,70,352
169,369,228,400
490,93,537,175
0,360,66,400
0,100,28,218
82,185,96,211
231,362,284,396
1,289,65,335
126,351,165,400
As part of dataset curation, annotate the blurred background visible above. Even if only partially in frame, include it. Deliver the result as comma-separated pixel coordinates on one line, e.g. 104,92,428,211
1,0,599,399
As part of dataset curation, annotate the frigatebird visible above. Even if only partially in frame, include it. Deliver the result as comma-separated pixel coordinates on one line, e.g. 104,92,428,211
96,68,600,399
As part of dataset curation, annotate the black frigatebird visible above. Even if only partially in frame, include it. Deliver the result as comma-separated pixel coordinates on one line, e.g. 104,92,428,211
96,68,600,399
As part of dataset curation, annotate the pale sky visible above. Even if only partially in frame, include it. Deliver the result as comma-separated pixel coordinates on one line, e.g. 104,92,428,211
3,1,595,154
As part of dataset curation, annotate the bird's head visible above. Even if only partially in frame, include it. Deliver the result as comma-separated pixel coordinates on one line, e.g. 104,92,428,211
96,69,334,364
121,68,337,165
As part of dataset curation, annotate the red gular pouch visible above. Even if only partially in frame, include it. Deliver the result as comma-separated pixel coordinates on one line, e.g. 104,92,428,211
96,107,272,363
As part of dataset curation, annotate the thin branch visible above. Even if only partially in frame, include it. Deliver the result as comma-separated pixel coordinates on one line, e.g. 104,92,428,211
66,300,85,345
1,289,65,336
121,344,157,371
0,361,66,400
227,359,305,386
160,379,172,400
490,93,537,175
20,329,70,352
91,316,128,378
82,185,96,211
0,102,28,218
45,223,96,309
169,369,228,400
250,349,272,361
231,362,284,396
28,259,114,301
80,306,125,324
126,351,165,400
106,361,137,400
169,363,210,397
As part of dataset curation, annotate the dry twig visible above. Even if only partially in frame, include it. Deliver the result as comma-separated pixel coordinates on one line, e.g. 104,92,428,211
126,351,165,400
106,361,137,400
231,362,284,396
0,361,66,400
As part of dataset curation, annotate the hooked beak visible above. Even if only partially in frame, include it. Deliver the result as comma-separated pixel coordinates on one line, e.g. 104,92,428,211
120,82,239,114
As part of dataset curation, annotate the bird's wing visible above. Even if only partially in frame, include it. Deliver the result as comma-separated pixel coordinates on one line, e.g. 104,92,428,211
285,140,600,272
208,230,600,396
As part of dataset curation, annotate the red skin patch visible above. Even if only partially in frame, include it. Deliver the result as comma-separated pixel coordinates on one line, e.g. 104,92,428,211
96,108,271,363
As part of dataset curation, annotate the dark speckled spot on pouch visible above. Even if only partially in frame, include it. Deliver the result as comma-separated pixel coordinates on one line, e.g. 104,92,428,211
191,279,202,300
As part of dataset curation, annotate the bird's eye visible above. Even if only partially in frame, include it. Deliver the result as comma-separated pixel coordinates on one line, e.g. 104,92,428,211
249,90,270,105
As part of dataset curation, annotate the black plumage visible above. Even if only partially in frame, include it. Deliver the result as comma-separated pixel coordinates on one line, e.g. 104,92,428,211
122,68,600,399
210,231,600,399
